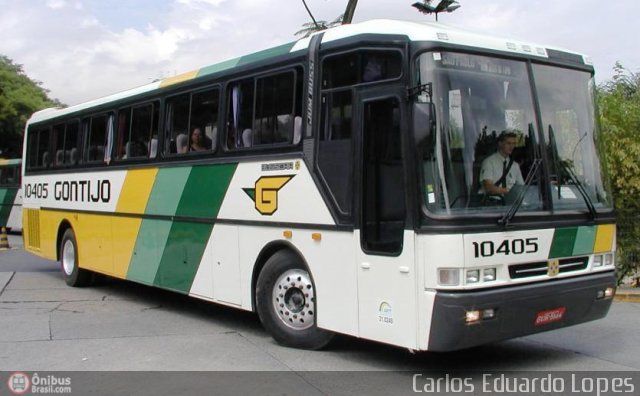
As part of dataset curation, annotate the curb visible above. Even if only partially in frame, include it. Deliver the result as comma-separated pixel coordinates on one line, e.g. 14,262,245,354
614,288,640,303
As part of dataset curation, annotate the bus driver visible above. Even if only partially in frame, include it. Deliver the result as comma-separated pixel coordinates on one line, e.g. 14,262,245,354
479,131,524,198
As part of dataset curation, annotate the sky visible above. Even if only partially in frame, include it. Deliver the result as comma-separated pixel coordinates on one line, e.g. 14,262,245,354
1,0,638,106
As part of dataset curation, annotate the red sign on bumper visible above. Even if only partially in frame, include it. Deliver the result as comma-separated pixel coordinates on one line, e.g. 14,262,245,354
534,307,566,326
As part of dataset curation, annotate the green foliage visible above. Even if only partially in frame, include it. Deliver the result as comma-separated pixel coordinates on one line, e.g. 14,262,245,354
598,62,640,283
0,55,62,158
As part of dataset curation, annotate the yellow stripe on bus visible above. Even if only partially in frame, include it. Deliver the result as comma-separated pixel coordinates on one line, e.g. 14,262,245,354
112,168,159,278
116,168,159,213
593,224,615,253
159,69,199,88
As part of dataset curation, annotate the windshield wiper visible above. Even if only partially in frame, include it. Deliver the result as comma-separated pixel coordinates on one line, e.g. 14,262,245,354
556,160,597,219
548,125,597,219
498,158,542,228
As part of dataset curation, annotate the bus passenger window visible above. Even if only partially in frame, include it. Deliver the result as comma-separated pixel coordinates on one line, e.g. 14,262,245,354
227,80,254,149
190,88,219,152
86,115,107,163
26,127,53,170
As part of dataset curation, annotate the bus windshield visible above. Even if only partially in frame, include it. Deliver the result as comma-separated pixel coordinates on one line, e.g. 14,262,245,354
415,51,612,217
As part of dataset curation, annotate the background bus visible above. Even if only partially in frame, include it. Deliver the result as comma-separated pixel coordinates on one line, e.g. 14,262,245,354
21,19,616,352
0,158,22,232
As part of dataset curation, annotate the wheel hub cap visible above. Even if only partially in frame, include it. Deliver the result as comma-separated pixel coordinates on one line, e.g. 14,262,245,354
273,269,315,330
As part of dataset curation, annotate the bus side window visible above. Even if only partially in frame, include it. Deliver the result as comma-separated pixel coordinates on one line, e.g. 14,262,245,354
227,80,254,149
85,114,108,163
164,93,190,155
190,87,219,152
26,127,52,170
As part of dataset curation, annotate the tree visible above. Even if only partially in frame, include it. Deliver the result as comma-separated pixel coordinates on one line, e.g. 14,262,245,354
598,62,640,283
0,55,61,158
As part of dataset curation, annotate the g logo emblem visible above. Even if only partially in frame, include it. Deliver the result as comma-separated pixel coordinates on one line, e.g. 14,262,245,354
243,175,294,215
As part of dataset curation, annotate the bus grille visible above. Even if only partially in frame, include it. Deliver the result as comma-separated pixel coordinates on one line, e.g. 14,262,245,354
508,257,589,279
25,209,41,249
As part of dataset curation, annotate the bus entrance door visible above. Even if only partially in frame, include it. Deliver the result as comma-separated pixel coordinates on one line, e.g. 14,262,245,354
355,91,417,349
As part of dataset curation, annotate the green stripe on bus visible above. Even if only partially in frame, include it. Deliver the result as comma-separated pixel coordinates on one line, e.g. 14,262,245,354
572,226,597,256
126,167,192,283
174,164,237,218
197,58,241,78
145,167,192,216
236,42,296,67
153,221,212,292
549,227,578,259
197,42,295,79
126,219,173,285
153,163,237,292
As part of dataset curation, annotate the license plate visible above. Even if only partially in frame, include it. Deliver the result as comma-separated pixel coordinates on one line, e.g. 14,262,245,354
534,307,566,326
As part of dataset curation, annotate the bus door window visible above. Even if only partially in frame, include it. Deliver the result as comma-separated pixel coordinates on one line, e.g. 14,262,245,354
361,97,405,254
317,90,353,217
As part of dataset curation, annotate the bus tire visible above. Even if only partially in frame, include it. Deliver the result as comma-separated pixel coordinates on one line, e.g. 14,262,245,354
256,250,333,350
60,228,91,287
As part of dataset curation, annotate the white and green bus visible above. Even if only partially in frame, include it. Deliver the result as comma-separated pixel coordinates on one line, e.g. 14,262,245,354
22,19,616,351
0,158,22,232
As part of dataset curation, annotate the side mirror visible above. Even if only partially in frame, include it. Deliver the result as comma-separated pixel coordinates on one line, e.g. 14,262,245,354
413,102,436,149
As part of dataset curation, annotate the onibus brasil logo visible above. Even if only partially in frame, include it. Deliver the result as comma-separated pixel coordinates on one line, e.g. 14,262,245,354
243,175,295,215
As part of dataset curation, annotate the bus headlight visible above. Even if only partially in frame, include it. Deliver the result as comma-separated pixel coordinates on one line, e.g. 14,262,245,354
604,253,614,266
464,268,497,285
593,255,603,267
438,268,460,286
483,268,497,282
466,270,480,284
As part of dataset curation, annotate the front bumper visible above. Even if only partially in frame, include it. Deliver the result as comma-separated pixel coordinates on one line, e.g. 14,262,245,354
427,271,616,351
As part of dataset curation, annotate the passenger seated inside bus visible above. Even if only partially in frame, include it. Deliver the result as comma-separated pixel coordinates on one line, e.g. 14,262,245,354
190,127,211,151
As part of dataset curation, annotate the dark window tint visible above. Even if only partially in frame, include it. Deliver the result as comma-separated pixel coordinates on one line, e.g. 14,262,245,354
116,102,158,160
86,115,108,162
0,165,20,186
227,67,302,149
52,121,80,167
189,88,219,152
164,89,218,155
322,50,402,89
227,79,255,149
317,90,353,215
26,127,52,169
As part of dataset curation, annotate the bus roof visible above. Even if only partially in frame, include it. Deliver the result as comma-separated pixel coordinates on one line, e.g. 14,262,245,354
28,19,589,125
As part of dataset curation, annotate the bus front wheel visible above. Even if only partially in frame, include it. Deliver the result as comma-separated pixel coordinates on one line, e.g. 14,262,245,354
256,250,333,350
60,228,91,287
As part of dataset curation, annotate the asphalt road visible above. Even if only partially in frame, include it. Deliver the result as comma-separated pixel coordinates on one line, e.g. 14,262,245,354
1,233,639,395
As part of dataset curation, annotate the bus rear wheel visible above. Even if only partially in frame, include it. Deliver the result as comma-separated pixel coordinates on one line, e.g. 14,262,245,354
60,228,91,287
256,250,333,350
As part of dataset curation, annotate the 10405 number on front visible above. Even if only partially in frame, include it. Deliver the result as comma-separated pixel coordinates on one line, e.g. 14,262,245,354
472,238,539,258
